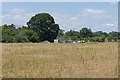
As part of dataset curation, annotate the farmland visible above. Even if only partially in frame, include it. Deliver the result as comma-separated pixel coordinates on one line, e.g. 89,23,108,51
2,42,118,78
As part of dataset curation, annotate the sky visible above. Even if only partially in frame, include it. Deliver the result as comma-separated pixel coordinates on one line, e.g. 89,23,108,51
1,0,119,2
1,2,118,32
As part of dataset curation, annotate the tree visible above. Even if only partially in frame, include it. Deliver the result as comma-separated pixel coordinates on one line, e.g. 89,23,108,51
113,37,118,42
0,27,2,42
95,36,99,42
98,35,105,42
2,24,17,43
80,28,92,38
89,37,95,42
29,33,39,42
27,13,59,42
25,30,39,42
63,34,69,40
12,35,29,43
69,36,79,41
92,31,107,37
101,35,105,41
65,30,79,37
118,32,120,40
57,29,64,39
107,34,113,42
108,31,118,38
63,30,80,40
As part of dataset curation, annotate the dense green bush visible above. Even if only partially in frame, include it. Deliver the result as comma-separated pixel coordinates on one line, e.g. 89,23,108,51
2,24,38,43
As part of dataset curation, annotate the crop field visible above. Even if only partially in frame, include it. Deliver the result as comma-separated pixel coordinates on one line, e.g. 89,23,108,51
2,42,118,78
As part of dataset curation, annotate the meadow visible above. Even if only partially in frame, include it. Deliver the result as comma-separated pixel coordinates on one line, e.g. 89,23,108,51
2,42,118,78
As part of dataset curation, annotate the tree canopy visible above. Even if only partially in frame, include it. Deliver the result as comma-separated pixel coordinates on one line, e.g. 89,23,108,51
80,28,92,38
27,13,59,42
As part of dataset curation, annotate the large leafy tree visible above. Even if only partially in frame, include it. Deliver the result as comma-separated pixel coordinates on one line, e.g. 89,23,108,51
65,30,80,40
27,13,60,42
2,24,17,43
80,28,92,38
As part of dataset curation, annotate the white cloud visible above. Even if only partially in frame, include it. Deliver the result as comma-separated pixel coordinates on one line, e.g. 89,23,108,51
2,8,117,32
105,21,118,27
1,15,10,18
2,8,34,26
81,8,111,19
82,9,105,15
50,9,113,32
69,17,78,21
106,24,114,26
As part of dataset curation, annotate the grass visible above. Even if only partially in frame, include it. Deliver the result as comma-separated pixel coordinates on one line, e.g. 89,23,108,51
2,42,118,78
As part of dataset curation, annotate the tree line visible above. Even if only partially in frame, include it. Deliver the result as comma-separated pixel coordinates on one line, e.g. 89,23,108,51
0,13,120,43
57,29,120,42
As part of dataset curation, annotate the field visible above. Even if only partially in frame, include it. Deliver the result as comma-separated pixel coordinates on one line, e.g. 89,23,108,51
2,42,118,78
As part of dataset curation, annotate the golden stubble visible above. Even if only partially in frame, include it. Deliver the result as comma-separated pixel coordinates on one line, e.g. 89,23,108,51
2,42,118,78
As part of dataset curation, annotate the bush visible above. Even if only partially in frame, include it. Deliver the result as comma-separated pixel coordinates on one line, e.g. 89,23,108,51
89,37,95,42
107,35,113,42
12,35,29,43
30,33,39,42
113,37,118,42
95,36,99,42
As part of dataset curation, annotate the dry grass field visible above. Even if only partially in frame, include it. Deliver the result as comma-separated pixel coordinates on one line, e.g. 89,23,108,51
2,42,118,78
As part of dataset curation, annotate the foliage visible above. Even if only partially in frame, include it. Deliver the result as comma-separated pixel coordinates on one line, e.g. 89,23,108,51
57,29,64,38
107,34,113,42
12,35,29,43
89,37,95,42
80,28,92,38
2,24,17,43
27,13,59,42
0,27,2,42
92,31,107,37
63,30,80,40
2,24,38,43
25,30,39,42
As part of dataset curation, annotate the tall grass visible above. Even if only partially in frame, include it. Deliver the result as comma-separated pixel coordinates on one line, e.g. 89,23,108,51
2,42,118,78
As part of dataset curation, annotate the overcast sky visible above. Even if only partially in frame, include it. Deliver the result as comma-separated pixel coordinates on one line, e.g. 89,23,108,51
1,2,118,32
